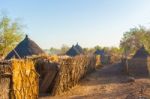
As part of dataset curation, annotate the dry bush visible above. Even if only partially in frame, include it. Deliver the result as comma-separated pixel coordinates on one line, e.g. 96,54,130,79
110,55,121,64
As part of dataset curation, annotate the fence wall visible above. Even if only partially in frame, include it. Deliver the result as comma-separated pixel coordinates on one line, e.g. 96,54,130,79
52,55,96,95
1,55,96,98
0,76,11,99
122,57,150,77
0,60,39,99
0,62,11,99
11,60,39,99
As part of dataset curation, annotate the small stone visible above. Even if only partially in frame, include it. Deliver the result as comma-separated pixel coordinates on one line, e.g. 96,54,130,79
127,77,135,83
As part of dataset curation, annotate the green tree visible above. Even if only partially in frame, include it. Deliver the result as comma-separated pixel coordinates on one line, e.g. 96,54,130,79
94,45,102,50
0,15,24,56
109,47,121,56
103,47,110,53
49,47,61,55
120,26,150,55
83,48,89,54
142,31,150,52
60,44,69,54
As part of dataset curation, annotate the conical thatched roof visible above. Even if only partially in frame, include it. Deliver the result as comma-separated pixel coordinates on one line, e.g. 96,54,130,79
133,46,149,58
74,43,83,53
66,45,80,57
5,35,44,59
66,43,84,57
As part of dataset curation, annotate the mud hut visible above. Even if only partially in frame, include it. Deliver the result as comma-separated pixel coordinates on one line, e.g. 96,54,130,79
133,46,149,58
127,46,150,77
5,35,44,59
66,43,84,57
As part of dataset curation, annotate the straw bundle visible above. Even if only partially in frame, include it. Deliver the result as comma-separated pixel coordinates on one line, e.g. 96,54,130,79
11,59,39,99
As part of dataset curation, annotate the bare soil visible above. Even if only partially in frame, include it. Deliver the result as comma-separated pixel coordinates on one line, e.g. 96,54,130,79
40,63,150,99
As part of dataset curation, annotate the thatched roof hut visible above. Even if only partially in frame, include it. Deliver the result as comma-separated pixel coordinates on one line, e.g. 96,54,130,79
127,46,150,77
74,43,84,53
133,46,149,58
66,43,83,57
5,35,44,59
66,45,80,57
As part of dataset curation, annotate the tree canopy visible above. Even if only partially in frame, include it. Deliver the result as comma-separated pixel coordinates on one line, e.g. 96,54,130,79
0,15,24,57
120,26,150,55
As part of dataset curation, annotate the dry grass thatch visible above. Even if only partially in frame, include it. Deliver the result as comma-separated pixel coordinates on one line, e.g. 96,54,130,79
5,35,45,60
1,55,97,98
52,55,96,95
0,59,39,99
11,59,39,99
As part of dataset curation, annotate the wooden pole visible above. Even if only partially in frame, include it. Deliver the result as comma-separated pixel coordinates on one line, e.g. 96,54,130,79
13,49,21,59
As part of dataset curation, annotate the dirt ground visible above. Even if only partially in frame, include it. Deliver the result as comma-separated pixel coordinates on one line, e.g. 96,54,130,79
40,63,150,99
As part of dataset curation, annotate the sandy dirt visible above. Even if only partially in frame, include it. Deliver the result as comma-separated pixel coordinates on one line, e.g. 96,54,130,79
40,63,150,99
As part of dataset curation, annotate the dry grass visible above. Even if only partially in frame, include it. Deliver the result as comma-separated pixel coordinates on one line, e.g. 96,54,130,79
11,59,39,99
52,55,96,95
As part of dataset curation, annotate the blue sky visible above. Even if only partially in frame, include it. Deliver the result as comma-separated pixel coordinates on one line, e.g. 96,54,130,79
1,0,150,49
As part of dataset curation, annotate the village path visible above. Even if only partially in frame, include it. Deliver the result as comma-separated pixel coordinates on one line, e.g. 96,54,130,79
40,63,150,99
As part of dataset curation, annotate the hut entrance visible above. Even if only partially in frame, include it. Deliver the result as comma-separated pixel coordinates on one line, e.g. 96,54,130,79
35,59,59,95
